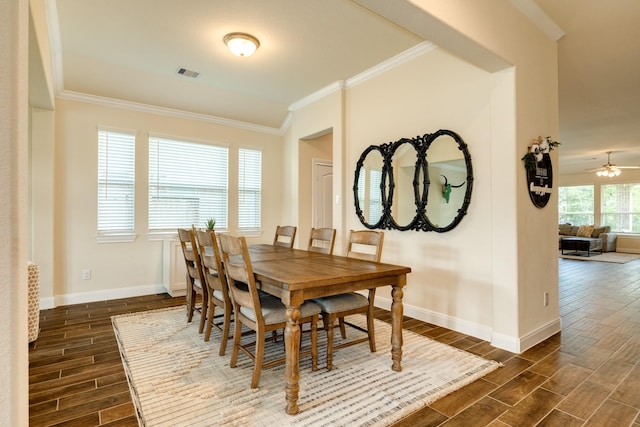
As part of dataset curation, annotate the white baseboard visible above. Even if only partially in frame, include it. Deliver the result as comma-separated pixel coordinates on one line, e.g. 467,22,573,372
46,284,167,308
39,297,56,310
374,295,562,354
512,317,562,353
374,295,493,342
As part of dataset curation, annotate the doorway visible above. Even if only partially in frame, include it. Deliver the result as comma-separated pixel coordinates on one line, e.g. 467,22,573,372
313,160,333,229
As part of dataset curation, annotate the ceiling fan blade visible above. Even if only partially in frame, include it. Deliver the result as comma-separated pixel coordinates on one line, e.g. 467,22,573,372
617,166,640,169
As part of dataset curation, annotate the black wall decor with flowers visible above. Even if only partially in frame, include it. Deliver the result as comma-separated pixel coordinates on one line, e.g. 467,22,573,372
521,136,561,208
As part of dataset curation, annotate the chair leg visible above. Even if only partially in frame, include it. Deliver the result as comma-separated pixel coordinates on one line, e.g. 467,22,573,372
367,309,376,353
186,280,195,323
204,300,215,342
251,329,265,389
338,317,347,339
219,304,231,356
324,313,336,370
230,313,242,368
311,315,318,371
198,289,208,334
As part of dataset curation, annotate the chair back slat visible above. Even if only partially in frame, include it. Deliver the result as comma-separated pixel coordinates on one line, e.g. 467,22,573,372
308,227,336,254
219,234,262,321
195,229,226,293
273,225,297,248
178,228,205,284
347,230,384,262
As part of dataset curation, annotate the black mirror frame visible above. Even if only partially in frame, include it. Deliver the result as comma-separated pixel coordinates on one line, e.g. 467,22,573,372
353,129,473,232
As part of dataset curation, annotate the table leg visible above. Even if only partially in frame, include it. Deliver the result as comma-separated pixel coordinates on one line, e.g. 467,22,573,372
391,276,405,372
284,304,301,415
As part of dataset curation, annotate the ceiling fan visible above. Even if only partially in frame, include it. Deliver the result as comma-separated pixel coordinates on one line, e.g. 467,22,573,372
586,151,640,177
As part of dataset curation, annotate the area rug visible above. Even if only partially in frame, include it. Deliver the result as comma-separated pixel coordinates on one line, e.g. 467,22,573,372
112,306,501,427
559,251,640,263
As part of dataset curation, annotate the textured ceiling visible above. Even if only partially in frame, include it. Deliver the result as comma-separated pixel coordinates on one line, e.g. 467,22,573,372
54,0,423,129
536,0,640,174
48,0,640,173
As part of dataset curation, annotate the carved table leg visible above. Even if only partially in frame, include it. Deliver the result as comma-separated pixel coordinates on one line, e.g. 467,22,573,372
284,304,301,415
391,276,405,372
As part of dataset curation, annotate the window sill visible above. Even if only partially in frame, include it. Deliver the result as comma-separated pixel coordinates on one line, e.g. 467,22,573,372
96,233,137,244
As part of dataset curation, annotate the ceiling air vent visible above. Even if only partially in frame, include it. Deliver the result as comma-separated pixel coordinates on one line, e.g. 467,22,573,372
177,67,200,78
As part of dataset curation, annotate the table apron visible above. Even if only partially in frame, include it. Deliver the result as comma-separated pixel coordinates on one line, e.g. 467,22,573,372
257,275,403,304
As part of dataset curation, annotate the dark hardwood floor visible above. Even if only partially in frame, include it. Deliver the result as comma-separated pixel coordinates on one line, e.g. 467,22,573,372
29,258,640,426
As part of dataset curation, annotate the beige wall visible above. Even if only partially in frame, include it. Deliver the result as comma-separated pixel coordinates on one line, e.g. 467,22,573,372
27,0,560,353
284,1,561,352
2,0,29,424
36,98,283,306
408,0,561,346
345,48,496,335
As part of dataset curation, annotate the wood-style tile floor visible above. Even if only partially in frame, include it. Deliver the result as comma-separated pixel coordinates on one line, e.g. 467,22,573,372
29,258,640,426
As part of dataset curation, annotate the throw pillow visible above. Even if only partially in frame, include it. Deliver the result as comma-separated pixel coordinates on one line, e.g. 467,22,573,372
576,225,595,238
559,223,572,235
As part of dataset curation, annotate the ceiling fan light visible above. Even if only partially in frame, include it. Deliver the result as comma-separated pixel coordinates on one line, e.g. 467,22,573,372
224,32,259,57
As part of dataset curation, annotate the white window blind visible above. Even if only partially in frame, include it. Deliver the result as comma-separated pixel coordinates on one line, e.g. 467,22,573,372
356,167,383,224
148,136,228,232
97,129,135,235
368,169,383,224
238,148,262,231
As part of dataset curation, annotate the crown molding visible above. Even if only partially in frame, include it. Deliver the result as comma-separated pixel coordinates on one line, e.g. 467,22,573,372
57,90,283,136
510,0,564,41
346,41,437,89
288,81,346,112
287,41,436,114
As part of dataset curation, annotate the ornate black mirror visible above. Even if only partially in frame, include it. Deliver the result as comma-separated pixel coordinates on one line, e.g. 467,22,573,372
354,129,472,232
389,138,421,230
354,145,387,229
423,130,473,232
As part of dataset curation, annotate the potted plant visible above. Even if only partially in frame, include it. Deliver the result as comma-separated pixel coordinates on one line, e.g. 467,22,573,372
205,218,216,231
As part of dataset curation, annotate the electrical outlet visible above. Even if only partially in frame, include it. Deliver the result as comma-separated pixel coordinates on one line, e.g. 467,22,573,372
82,269,91,280
543,292,549,306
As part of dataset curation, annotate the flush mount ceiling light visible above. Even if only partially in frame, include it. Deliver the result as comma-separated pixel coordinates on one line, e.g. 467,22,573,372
223,32,260,57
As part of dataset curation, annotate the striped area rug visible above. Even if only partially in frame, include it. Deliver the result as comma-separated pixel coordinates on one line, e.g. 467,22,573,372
112,307,501,427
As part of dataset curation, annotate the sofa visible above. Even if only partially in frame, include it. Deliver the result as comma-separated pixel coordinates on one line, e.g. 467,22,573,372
559,223,617,253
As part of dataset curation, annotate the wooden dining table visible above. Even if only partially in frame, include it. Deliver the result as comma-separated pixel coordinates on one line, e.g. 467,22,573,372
246,244,411,415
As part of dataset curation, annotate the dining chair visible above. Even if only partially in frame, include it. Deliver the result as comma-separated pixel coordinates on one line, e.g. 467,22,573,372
312,229,384,370
178,228,209,334
195,229,233,355
273,225,297,248
307,227,336,255
218,233,320,388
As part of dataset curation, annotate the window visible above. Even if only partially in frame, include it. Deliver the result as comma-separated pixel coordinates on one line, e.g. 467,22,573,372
148,136,228,232
558,185,594,225
601,183,640,232
238,148,262,232
97,129,135,237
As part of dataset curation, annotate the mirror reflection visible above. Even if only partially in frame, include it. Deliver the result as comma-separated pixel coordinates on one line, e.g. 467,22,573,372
425,135,467,229
390,140,419,228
